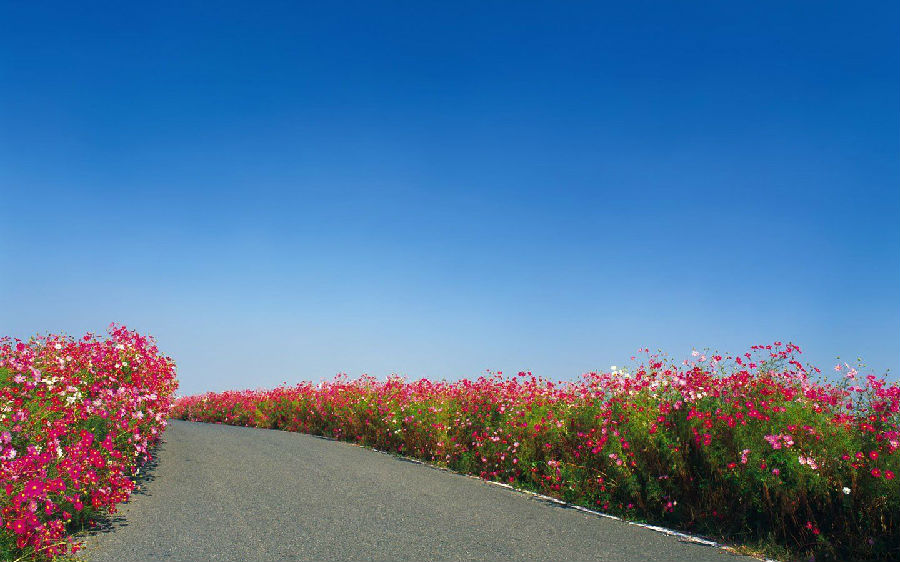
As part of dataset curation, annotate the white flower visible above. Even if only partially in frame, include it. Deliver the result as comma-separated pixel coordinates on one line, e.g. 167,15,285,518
843,487,851,495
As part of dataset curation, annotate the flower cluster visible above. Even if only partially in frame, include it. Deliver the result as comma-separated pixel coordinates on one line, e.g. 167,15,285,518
172,343,898,561
0,325,177,560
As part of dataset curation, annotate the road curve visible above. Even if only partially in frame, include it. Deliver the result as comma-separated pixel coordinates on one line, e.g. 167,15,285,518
80,420,752,561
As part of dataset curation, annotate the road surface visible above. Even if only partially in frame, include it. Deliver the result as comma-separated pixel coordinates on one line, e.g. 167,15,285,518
80,420,751,561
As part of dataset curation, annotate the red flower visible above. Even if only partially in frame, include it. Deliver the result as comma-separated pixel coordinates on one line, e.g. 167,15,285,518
10,518,27,534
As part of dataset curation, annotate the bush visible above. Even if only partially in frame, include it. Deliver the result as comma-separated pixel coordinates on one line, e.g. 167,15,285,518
173,343,898,561
0,325,177,560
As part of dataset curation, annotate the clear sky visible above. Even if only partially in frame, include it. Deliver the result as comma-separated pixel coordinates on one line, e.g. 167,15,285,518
2,2,898,395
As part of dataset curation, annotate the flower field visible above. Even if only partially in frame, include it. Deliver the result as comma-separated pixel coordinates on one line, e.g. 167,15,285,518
0,326,177,560
173,344,898,561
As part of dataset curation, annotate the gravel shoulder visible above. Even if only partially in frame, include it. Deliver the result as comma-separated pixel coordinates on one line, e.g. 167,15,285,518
79,420,754,561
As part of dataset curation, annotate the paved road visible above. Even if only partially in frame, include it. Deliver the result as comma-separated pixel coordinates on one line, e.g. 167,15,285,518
80,420,751,561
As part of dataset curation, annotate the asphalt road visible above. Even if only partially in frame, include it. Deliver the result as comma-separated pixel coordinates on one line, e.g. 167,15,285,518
79,420,752,562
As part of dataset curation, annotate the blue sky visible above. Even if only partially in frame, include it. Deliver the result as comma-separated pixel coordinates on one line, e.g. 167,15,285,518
1,2,898,395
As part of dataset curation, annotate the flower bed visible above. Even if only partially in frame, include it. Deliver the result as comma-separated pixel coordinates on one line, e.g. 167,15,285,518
0,325,177,560
173,344,898,561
